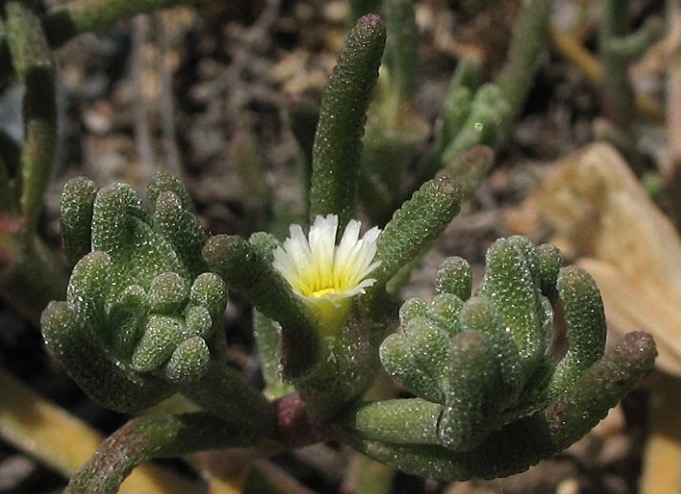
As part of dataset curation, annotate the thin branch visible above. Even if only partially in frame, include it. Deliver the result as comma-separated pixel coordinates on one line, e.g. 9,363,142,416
66,392,335,494
65,412,252,494
549,23,664,121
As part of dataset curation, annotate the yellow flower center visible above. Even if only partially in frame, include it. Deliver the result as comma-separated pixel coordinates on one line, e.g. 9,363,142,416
311,287,336,298
272,215,381,335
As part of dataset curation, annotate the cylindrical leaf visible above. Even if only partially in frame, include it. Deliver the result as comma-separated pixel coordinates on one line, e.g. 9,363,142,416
346,398,441,445
309,14,386,225
203,235,318,379
371,177,461,292
438,331,501,452
164,336,211,383
60,177,97,264
41,301,174,413
547,266,607,397
476,236,547,370
435,256,472,300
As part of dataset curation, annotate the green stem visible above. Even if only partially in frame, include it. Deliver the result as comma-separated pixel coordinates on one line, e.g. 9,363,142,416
64,412,254,494
4,0,57,236
496,0,552,126
66,392,336,494
180,361,278,438
599,0,635,130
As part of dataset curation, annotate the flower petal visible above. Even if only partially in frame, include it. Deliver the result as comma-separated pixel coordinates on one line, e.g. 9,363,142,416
273,215,381,311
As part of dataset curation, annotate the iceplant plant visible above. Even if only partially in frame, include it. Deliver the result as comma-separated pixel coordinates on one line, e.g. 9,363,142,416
42,13,660,492
272,214,381,336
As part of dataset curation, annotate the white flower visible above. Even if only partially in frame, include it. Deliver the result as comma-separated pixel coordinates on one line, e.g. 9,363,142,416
273,215,381,334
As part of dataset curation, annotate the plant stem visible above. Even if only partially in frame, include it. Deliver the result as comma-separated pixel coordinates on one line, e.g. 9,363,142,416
0,367,202,494
496,0,552,126
599,0,635,130
180,361,278,438
65,412,252,494
3,0,57,236
66,392,335,494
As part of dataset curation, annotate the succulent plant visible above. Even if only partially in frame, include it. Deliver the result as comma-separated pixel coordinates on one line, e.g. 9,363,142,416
30,8,657,493
343,236,656,480
42,174,274,436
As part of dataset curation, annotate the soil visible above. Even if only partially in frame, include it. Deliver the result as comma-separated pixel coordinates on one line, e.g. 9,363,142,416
0,0,665,493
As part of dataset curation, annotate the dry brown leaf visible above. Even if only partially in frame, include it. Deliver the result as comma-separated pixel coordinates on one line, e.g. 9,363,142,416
639,373,681,494
508,143,681,494
508,142,681,376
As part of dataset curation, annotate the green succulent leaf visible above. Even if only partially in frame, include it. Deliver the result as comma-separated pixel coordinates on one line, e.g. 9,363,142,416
60,177,97,265
547,266,607,398
310,14,386,225
438,330,505,452
476,236,550,372
370,176,461,295
364,236,655,479
164,336,212,384
434,256,472,301
42,173,231,412
349,332,655,481
41,299,174,413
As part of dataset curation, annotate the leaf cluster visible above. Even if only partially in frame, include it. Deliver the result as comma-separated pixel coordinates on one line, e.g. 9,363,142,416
43,174,226,412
